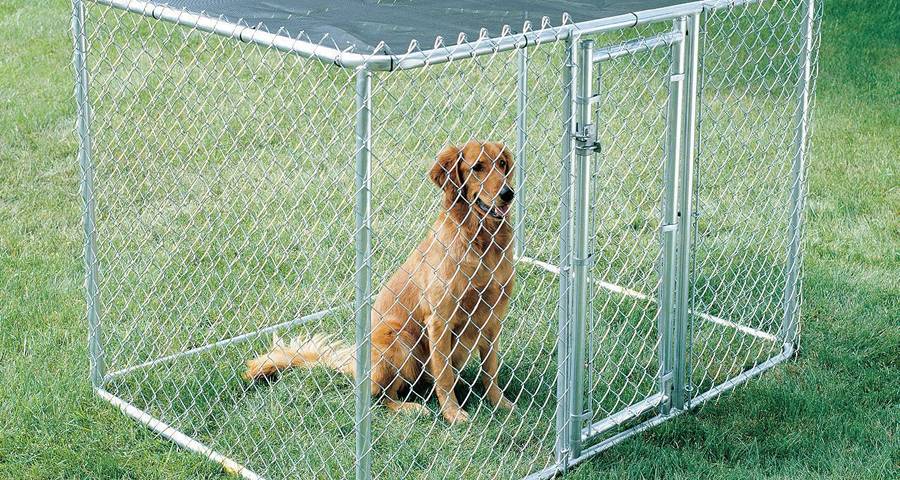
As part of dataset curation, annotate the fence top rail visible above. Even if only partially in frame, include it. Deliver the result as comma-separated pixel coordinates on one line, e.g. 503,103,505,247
90,0,761,70
592,29,684,63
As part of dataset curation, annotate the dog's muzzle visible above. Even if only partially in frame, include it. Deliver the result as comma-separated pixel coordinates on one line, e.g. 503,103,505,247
476,197,512,219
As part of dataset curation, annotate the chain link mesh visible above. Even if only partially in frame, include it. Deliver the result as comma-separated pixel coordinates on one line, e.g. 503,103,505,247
76,0,820,478
364,40,566,479
582,22,675,429
689,0,821,403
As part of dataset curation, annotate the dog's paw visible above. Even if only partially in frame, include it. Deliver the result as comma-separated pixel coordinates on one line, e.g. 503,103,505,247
442,406,470,425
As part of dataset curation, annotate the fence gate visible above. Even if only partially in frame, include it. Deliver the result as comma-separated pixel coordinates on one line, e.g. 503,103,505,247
560,15,702,460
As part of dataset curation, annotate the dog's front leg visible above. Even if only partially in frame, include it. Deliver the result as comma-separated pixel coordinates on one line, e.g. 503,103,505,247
478,332,514,411
426,313,468,424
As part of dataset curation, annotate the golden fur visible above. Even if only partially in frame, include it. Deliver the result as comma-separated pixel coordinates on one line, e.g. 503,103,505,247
243,141,516,424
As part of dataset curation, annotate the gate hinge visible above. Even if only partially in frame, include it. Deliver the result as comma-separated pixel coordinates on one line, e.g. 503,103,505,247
660,223,678,234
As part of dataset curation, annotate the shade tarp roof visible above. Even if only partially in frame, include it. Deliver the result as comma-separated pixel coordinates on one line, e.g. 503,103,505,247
160,1,689,54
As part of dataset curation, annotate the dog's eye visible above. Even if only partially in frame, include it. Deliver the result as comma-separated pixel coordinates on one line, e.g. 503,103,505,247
472,162,484,172
499,160,507,170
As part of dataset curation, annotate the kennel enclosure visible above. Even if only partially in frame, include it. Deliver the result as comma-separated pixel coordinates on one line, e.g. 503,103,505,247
72,0,821,478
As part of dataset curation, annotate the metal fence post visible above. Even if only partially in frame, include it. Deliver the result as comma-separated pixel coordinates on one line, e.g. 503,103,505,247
658,17,687,415
555,34,577,467
568,38,594,459
780,0,816,351
72,0,105,389
353,66,373,480
515,47,528,259
672,12,700,412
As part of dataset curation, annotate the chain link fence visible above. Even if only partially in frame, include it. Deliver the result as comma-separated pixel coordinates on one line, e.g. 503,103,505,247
73,0,820,478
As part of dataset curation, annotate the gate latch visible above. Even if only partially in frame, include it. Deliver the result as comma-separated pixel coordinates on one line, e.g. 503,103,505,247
574,123,601,154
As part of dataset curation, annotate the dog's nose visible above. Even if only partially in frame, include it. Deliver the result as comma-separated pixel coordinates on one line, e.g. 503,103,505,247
499,186,515,203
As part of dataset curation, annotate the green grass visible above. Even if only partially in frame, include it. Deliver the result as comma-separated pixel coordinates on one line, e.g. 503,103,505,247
1,0,897,479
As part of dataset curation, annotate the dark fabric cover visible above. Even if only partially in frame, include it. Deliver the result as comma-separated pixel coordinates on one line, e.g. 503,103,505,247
161,1,687,53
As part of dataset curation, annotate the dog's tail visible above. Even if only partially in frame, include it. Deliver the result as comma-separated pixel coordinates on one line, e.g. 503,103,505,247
242,333,355,381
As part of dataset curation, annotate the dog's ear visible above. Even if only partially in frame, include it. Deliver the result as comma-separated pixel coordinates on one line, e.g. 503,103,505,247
430,145,462,193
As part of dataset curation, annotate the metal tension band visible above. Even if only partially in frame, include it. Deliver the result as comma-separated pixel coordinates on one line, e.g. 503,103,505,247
569,410,591,424
572,254,593,267
574,122,601,154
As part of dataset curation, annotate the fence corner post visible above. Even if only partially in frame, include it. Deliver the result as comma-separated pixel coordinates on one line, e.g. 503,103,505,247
72,0,105,389
780,0,816,353
353,66,374,480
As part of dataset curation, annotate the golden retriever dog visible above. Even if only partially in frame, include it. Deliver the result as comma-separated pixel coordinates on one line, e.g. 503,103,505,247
243,141,516,424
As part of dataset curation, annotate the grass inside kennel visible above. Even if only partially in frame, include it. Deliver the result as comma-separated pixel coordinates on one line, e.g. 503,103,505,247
103,263,565,479
1,1,897,479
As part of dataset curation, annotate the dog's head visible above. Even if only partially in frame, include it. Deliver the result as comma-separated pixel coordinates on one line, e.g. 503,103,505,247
429,141,515,221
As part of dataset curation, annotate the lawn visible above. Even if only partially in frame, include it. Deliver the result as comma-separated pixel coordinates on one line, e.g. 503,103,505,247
0,0,897,479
